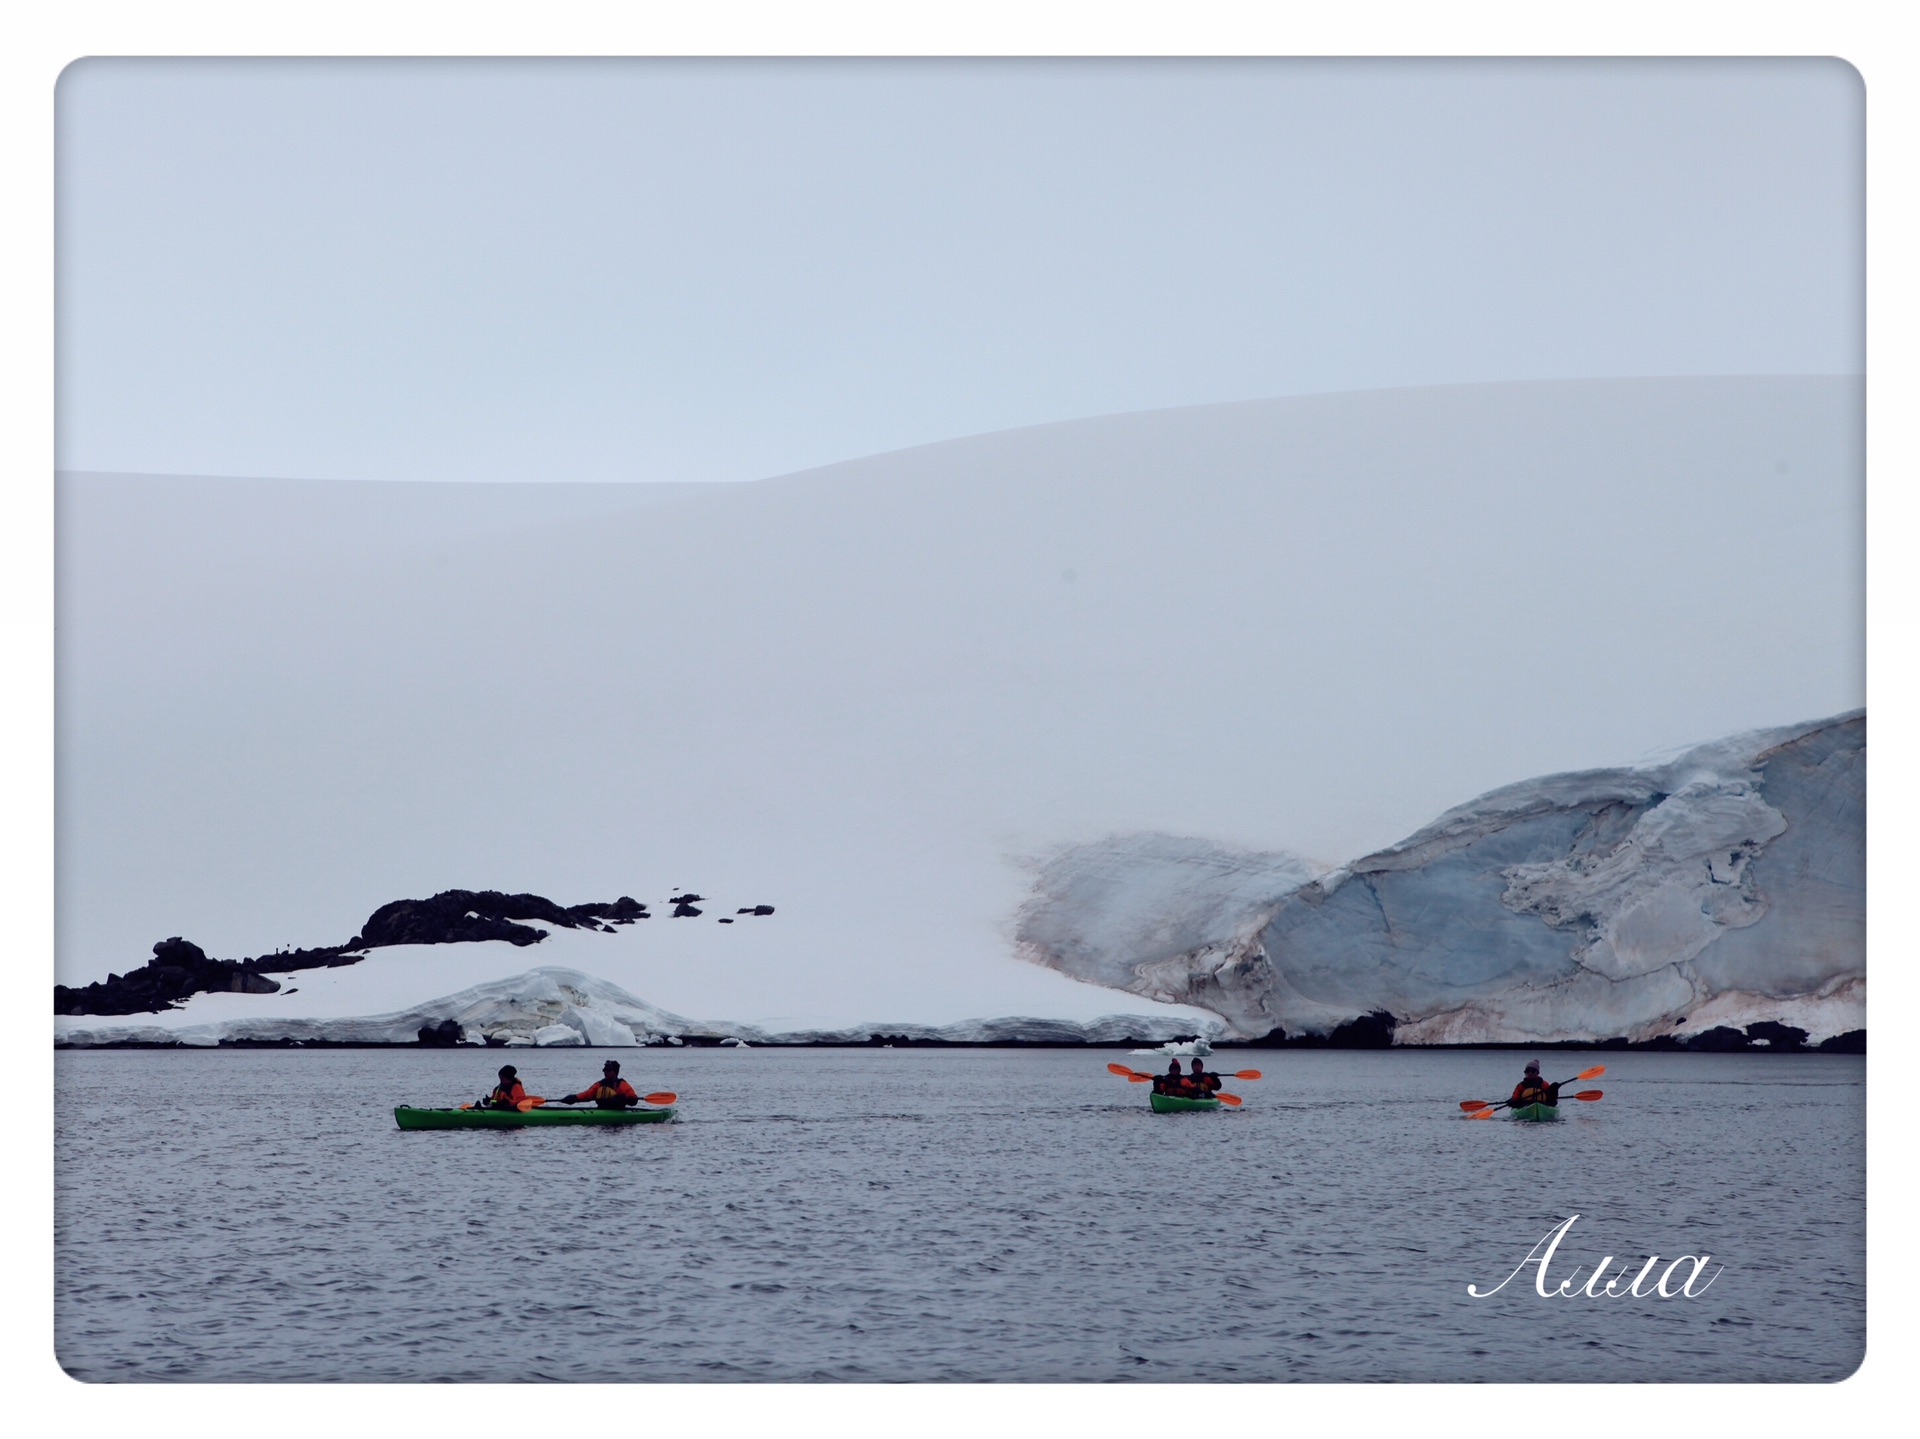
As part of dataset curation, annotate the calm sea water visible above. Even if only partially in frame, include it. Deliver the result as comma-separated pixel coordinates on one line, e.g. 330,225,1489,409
54,1047,1863,1383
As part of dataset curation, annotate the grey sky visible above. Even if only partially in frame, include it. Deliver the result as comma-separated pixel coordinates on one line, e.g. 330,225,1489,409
57,58,1861,485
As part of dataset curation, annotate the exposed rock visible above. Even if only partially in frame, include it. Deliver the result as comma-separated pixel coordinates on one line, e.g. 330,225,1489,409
54,936,283,1016
415,1018,465,1046
53,887,720,1016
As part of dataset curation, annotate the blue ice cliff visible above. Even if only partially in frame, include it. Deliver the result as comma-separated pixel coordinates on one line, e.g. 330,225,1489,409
1014,712,1864,1046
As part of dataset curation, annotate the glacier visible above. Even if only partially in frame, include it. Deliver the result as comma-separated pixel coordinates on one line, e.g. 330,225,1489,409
1014,712,1864,1045
58,377,1862,1041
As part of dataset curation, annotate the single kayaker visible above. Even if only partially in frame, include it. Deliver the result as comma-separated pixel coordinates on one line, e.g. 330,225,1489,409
1152,1059,1187,1096
563,1059,640,1109
1510,1060,1558,1108
481,1065,527,1110
1188,1058,1223,1095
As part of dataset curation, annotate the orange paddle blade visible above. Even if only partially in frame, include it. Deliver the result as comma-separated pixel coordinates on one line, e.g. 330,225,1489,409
515,1096,546,1111
458,1103,474,1111
642,1092,677,1106
1572,1089,1604,1101
1572,1064,1605,1081
1467,1107,1497,1119
1230,1070,1262,1080
1217,1092,1242,1105
1459,1099,1495,1112
1107,1062,1135,1076
1126,1074,1152,1082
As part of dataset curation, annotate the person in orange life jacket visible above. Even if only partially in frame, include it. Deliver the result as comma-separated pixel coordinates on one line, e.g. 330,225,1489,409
1510,1060,1558,1107
1152,1059,1187,1096
1188,1058,1223,1095
563,1059,639,1109
482,1065,526,1110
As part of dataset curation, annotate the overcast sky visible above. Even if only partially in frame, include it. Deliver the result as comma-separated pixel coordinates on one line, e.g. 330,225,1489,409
57,57,1861,485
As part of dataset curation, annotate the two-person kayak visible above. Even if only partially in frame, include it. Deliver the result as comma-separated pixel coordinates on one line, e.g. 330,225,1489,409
1459,1063,1607,1120
394,1104,674,1129
1106,1059,1256,1110
397,1059,677,1129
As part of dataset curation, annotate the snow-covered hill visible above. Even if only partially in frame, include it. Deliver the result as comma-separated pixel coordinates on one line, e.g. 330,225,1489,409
51,934,1224,1048
58,377,1861,1038
1016,711,1864,1044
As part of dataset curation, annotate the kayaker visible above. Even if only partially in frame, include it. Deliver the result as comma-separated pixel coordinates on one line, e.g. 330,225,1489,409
481,1065,527,1110
563,1059,640,1109
1153,1059,1187,1096
1188,1058,1223,1095
1510,1060,1558,1108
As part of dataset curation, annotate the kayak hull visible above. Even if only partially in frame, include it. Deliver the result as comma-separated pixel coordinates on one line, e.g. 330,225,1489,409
394,1105,674,1130
1508,1102,1561,1122
1149,1092,1223,1113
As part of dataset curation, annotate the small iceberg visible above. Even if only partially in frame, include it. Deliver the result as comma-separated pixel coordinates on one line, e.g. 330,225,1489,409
1129,1037,1213,1057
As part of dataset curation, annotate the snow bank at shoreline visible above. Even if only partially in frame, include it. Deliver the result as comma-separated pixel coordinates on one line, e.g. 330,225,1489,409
53,964,1225,1049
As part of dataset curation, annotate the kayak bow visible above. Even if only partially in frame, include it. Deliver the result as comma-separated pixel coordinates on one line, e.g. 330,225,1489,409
1148,1092,1224,1114
1506,1102,1561,1122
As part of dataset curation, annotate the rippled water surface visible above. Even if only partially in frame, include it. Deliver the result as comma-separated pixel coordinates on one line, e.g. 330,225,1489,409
55,1047,1863,1382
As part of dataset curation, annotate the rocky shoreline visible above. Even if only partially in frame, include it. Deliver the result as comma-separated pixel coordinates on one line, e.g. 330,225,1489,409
57,1024,1863,1052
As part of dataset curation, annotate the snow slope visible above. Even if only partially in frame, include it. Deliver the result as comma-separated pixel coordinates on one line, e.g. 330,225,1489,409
52,928,1223,1047
1016,712,1865,1043
57,378,1861,1033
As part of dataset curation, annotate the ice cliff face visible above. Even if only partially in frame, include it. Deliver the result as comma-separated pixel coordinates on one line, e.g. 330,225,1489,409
1015,712,1864,1045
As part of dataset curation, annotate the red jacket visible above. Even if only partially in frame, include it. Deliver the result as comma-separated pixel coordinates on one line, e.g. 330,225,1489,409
572,1077,638,1105
487,1080,527,1107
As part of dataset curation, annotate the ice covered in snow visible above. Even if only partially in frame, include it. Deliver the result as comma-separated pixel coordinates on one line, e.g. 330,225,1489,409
1017,712,1864,1044
1128,1038,1214,1057
51,961,1227,1048
57,377,1862,1041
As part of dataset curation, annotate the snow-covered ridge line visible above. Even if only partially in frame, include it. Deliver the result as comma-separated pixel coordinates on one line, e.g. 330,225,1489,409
1015,711,1865,1046
52,967,1223,1049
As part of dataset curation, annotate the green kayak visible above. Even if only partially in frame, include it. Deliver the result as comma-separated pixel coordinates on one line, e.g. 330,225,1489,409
394,1104,675,1130
1149,1092,1223,1113
1508,1102,1561,1122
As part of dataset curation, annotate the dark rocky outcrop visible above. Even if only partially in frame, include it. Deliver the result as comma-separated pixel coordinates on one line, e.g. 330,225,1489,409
1235,1009,1400,1048
357,890,652,947
415,1018,465,1046
1218,1012,1863,1053
53,937,284,1017
55,887,700,1016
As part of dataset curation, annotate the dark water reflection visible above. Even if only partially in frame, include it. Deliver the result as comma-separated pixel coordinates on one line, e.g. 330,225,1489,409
54,1047,1863,1382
